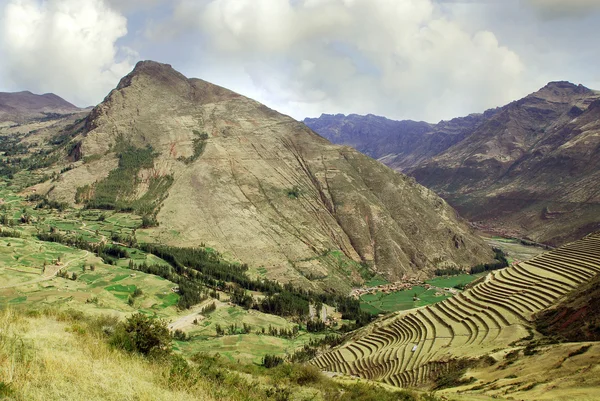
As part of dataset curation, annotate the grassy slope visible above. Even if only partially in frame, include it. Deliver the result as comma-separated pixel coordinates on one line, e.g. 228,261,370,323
0,308,247,401
442,343,600,400
0,308,440,401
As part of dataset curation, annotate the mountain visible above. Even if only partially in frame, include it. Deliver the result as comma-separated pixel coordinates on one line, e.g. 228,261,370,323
306,82,600,246
43,60,493,293
411,82,600,245
0,91,80,123
303,112,493,171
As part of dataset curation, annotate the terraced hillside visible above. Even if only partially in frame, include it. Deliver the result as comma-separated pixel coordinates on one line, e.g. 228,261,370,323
311,232,600,388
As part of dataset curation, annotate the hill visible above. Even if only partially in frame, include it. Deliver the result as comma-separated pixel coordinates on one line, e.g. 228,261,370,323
311,231,600,399
33,60,493,292
305,82,600,246
0,91,80,124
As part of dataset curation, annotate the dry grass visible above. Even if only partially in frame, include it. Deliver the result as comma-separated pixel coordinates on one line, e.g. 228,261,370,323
0,308,223,401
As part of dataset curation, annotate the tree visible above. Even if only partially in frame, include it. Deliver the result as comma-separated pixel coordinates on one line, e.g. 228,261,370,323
262,354,284,368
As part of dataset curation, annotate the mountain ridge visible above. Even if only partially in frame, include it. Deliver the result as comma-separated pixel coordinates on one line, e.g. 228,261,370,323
305,81,600,245
0,90,80,124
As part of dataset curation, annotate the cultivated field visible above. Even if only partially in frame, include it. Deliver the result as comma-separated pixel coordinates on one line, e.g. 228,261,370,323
360,274,485,315
312,232,600,390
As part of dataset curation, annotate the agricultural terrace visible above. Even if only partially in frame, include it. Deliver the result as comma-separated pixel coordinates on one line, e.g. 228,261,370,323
312,232,600,388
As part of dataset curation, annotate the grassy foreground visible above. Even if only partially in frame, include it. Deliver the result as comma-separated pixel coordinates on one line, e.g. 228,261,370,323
0,307,443,401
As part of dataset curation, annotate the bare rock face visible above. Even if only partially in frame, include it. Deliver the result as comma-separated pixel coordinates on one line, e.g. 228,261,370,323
0,91,80,123
307,82,600,246
53,60,493,292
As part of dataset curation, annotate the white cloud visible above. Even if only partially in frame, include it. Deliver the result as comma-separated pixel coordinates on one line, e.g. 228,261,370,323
153,0,525,121
0,0,135,106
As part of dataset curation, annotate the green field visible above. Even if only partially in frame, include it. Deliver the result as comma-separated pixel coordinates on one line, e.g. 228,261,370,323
424,273,483,288
360,274,484,315
364,275,390,287
360,286,450,314
176,304,328,364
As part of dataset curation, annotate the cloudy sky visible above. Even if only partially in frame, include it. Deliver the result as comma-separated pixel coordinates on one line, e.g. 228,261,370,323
0,0,598,122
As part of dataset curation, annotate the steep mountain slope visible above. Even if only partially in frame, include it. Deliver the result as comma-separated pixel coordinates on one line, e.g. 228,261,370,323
536,272,600,342
0,91,80,124
306,82,600,246
411,82,600,245
45,60,493,292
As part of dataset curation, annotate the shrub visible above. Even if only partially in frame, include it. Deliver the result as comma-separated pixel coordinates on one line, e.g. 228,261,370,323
337,382,419,401
433,359,477,389
272,363,322,386
109,313,172,357
568,345,591,358
201,302,216,314
523,344,538,356
287,186,300,199
173,329,189,341
0,382,14,398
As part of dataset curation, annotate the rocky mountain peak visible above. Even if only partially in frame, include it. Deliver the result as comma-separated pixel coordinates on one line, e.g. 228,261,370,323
529,81,592,102
116,60,189,91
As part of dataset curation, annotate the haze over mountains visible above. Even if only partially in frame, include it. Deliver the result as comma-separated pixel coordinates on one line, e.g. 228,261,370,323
305,82,600,246
24,60,493,292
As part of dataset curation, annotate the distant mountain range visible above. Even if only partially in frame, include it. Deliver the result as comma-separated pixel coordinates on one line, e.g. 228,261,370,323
305,82,600,245
0,90,81,123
